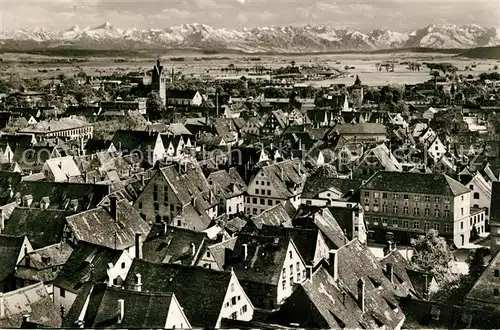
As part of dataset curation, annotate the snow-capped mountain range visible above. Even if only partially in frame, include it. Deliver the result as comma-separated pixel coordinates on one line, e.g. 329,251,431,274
1,23,499,53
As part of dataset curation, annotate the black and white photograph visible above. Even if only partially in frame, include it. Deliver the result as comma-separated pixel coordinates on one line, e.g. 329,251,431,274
0,0,499,328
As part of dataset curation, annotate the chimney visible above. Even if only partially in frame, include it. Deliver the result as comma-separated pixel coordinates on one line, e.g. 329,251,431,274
0,209,4,233
0,293,4,319
93,176,97,184
242,243,248,260
117,299,124,324
22,314,30,323
109,196,117,221
386,263,394,284
329,249,338,280
163,221,168,235
423,274,429,299
191,243,196,256
280,167,284,181
306,265,313,282
357,278,365,312
141,174,145,186
135,233,142,260
135,273,142,292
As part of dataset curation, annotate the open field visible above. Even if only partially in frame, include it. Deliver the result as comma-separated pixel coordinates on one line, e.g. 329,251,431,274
1,51,499,86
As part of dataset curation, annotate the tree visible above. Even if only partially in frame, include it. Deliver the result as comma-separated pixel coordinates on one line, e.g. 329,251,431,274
146,91,165,119
312,164,338,178
466,247,489,280
344,65,350,72
290,60,296,68
411,229,453,282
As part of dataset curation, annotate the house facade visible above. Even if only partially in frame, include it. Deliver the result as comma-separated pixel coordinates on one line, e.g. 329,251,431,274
361,171,473,246
245,159,307,215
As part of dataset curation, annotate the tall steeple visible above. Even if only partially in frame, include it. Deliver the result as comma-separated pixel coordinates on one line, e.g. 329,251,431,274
151,56,166,106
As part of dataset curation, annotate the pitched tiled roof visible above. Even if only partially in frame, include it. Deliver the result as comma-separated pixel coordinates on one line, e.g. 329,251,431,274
251,203,292,229
87,285,177,328
207,168,247,200
143,226,207,265
66,199,150,250
336,240,405,329
53,242,123,293
256,159,307,199
227,233,293,286
3,208,73,249
334,123,387,136
0,282,62,328
273,266,380,328
10,181,109,212
203,237,237,269
301,177,363,199
356,143,402,172
21,116,90,133
167,89,198,99
466,250,500,305
380,249,420,298
123,260,232,328
490,181,500,224
15,242,73,283
362,171,470,196
0,235,26,282
293,207,349,249
111,130,158,153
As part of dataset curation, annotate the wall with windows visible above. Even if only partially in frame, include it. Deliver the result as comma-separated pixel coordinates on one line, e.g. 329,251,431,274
106,251,134,287
361,189,470,245
276,242,307,305
216,272,254,327
467,176,492,222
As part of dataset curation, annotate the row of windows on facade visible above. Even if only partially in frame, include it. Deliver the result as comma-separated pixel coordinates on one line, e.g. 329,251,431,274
363,191,466,203
47,127,92,136
365,203,455,218
366,217,451,231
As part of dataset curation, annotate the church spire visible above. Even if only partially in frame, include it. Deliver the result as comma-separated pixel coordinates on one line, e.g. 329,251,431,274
354,75,362,87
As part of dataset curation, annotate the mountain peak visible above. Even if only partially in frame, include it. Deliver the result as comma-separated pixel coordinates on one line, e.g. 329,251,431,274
94,22,113,30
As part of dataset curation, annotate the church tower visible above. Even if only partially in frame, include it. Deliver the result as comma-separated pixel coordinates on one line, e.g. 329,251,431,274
151,57,166,106
352,75,364,108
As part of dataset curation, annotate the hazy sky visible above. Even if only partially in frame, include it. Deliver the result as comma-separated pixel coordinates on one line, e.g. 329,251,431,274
1,0,498,31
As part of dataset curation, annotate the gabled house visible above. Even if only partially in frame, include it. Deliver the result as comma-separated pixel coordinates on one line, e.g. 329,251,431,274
207,168,247,217
0,142,14,164
333,123,387,142
133,164,218,230
250,203,293,229
63,283,191,329
42,156,81,182
467,172,492,222
14,242,73,298
301,177,362,207
123,260,254,328
427,136,448,162
111,130,165,166
167,89,203,107
64,196,151,253
245,159,307,215
270,239,406,329
194,237,237,271
142,224,208,266
261,110,288,136
161,134,192,159
0,235,33,292
53,241,134,311
0,282,62,328
353,143,402,179
240,117,263,136
84,139,116,155
225,233,307,310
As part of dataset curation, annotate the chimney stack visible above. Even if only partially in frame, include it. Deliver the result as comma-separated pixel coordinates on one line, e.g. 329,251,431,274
357,278,365,312
135,233,142,260
110,196,117,221
329,249,338,281
0,293,4,319
386,263,394,284
135,273,142,292
191,243,196,256
163,221,168,235
22,314,30,323
117,299,124,324
423,274,429,299
306,265,313,282
280,167,284,181
0,209,4,233
242,243,248,260
141,174,145,186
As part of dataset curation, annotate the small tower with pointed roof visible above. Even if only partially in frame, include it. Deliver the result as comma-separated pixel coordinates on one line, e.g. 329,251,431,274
151,56,166,106
352,75,364,109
